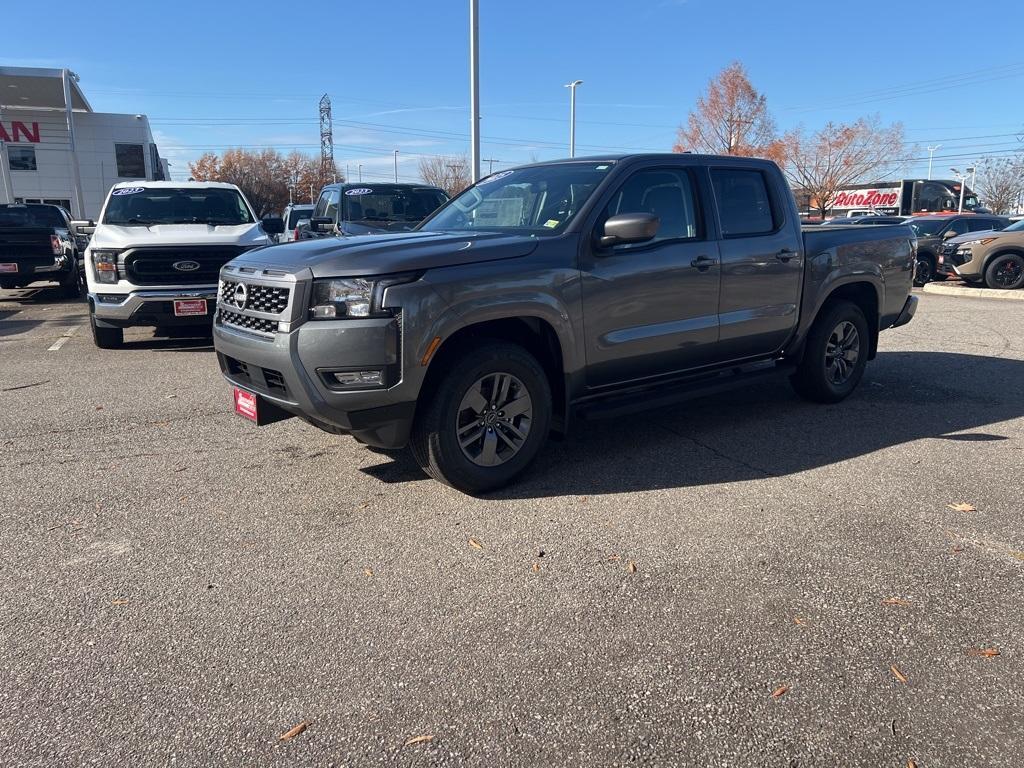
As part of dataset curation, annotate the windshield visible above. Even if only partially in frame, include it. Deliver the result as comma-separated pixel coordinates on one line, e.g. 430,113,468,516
910,219,948,237
102,187,254,226
1004,219,1024,232
419,163,615,234
341,187,447,224
0,204,65,228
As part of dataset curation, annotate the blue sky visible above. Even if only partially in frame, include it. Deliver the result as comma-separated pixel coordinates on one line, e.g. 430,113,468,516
4,0,1023,190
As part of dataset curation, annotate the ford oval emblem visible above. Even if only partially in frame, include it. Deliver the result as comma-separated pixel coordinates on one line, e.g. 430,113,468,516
173,260,201,272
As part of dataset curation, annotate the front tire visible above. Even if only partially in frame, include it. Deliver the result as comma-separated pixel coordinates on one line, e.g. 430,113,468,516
913,255,935,286
409,342,552,494
59,267,83,299
90,313,123,349
791,300,869,404
984,253,1024,290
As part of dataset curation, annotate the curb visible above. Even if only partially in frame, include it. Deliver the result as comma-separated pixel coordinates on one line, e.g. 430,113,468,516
922,282,1024,301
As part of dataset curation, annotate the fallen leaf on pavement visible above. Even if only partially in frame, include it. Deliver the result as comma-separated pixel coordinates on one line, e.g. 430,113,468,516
907,760,918,768
891,665,908,684
111,599,129,606
531,562,540,573
279,721,309,741
793,617,806,626
404,734,434,747
967,648,999,658
1009,551,1024,561
771,685,788,698
881,598,911,606
607,554,621,562
468,538,483,550
363,568,374,577
951,546,965,554
947,502,977,513
626,560,637,574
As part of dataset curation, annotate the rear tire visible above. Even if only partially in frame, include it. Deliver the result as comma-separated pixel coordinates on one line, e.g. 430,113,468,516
409,342,552,494
59,267,83,299
984,253,1024,290
0,279,14,290
90,313,123,349
790,300,869,404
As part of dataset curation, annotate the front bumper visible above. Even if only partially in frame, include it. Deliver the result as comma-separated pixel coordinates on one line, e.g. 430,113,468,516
937,246,980,278
213,317,416,449
90,287,218,327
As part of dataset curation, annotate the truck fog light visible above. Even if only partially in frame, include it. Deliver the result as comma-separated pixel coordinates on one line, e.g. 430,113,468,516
332,370,383,387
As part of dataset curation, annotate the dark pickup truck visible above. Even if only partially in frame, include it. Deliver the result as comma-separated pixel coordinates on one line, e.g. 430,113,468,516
213,154,918,493
302,182,449,239
0,203,82,297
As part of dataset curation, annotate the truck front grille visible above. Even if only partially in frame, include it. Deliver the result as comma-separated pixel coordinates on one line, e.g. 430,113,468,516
217,307,278,336
219,280,290,314
123,246,249,285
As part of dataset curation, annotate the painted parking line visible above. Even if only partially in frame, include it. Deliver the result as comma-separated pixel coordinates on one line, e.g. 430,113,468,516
47,324,82,352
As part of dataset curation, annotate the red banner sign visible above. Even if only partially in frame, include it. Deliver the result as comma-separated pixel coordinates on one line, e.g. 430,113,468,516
0,121,41,143
833,189,900,208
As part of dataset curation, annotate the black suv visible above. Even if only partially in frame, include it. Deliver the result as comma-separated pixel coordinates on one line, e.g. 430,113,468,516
908,214,1010,285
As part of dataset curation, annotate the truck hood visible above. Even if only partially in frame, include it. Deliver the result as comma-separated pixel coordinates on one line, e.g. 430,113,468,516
88,222,272,250
230,230,541,278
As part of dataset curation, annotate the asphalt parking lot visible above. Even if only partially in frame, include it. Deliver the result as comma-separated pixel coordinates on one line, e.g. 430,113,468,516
1,287,1022,767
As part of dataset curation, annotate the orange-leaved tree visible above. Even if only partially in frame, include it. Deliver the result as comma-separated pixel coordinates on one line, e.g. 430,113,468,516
779,116,907,219
673,62,783,164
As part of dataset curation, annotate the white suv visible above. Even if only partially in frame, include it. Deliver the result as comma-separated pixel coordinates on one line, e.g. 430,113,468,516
79,182,283,348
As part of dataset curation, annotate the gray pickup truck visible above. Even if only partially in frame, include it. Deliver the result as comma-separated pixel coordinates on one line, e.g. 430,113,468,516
213,155,918,493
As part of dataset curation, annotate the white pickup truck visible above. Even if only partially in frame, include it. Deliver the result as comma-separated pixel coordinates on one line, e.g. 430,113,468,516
77,181,283,348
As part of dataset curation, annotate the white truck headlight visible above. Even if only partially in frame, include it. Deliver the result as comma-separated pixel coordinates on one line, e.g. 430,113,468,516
92,250,121,284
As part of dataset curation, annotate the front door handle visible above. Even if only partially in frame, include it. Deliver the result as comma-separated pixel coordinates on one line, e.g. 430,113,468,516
690,255,718,271
776,249,799,263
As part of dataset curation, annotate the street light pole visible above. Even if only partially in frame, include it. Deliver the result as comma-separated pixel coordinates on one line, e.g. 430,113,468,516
565,80,583,158
469,0,481,182
394,150,399,182
926,145,941,180
951,168,967,213
358,164,362,182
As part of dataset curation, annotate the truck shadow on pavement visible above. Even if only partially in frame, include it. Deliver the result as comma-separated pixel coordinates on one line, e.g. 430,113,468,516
361,351,1024,496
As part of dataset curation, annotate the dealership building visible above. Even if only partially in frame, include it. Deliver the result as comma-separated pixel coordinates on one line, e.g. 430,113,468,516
0,66,168,219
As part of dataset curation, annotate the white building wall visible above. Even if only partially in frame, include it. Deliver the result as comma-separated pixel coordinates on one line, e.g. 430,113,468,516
1,109,159,218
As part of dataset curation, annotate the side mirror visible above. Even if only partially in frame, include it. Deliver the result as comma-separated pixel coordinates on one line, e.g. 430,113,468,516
261,215,285,235
309,216,334,233
598,212,660,249
942,229,958,240
71,219,96,236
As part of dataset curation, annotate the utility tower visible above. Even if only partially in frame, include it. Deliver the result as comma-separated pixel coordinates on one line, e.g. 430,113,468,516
319,94,336,182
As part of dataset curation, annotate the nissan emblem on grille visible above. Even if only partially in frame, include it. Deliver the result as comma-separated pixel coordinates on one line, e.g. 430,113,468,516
172,260,201,272
232,282,248,310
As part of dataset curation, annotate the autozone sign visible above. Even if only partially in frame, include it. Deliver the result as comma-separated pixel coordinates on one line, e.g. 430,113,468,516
833,188,900,208
0,121,41,143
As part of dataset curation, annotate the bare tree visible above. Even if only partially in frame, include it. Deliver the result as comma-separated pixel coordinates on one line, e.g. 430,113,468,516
974,155,1024,214
418,154,472,197
673,62,783,163
190,148,333,215
780,116,907,219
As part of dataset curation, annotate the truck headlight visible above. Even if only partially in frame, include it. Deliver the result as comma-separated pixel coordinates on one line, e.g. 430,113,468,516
309,275,418,320
92,249,121,284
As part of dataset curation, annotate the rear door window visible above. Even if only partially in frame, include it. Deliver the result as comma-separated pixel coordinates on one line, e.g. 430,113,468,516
945,219,969,237
314,189,340,221
711,168,779,237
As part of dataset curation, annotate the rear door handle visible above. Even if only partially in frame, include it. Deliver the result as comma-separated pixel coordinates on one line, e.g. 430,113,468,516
690,255,718,271
776,249,799,263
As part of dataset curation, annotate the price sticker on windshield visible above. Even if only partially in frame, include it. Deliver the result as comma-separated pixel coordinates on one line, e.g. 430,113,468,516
345,188,374,196
112,187,146,196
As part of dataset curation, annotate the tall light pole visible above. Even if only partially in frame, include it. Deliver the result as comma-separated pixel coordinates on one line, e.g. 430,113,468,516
951,168,967,213
926,145,941,179
469,0,481,182
358,164,363,182
967,165,977,191
394,150,399,182
565,80,583,158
